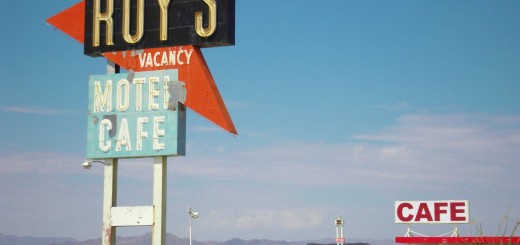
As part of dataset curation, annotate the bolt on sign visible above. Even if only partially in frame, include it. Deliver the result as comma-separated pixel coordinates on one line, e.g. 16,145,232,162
87,70,186,159
395,200,470,224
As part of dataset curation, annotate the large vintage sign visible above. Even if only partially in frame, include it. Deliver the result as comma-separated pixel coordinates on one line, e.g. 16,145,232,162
395,200,470,224
84,0,235,56
87,69,186,159
48,0,237,135
48,1,236,243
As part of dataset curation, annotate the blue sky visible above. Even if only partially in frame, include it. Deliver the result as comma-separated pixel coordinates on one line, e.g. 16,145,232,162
1,0,520,242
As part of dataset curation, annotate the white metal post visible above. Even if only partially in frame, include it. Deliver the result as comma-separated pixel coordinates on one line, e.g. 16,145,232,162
336,224,340,245
102,61,119,245
152,156,167,245
102,158,118,245
189,214,193,245
336,216,344,245
189,207,199,245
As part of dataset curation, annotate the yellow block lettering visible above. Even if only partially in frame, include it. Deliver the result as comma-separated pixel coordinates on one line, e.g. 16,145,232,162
195,0,217,37
93,0,114,46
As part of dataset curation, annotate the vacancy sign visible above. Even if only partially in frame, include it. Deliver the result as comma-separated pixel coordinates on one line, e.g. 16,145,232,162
395,200,470,224
87,70,186,159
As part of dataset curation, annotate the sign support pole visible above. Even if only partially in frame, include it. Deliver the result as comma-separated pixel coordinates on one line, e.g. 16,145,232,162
102,158,118,245
102,61,120,245
152,156,167,245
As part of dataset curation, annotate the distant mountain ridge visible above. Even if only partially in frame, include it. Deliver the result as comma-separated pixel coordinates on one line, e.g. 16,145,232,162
0,233,76,245
0,232,394,245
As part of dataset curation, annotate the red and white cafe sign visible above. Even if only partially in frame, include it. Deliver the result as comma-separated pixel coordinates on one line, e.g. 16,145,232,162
395,200,469,224
394,200,520,244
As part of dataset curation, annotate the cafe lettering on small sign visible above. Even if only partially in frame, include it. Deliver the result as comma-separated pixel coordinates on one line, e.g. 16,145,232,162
87,69,186,159
84,0,235,56
395,200,470,224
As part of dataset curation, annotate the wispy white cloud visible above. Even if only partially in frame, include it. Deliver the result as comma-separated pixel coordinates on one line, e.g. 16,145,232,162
0,151,85,174
4,113,519,193
349,113,520,188
0,106,82,115
202,207,325,232
178,113,520,191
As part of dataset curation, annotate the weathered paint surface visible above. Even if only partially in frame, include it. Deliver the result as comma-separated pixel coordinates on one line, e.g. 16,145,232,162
87,69,186,159
102,159,117,245
111,206,154,226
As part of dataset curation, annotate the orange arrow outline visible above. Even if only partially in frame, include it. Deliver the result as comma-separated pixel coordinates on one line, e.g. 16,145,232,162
47,1,237,135
47,1,85,44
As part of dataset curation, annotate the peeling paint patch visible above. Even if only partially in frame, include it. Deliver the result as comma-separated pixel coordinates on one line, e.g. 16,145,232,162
102,114,117,137
168,81,187,111
126,71,135,82
104,226,113,245
134,49,145,57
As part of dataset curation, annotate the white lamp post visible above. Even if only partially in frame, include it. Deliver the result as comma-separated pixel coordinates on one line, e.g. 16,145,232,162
336,216,345,245
189,207,199,245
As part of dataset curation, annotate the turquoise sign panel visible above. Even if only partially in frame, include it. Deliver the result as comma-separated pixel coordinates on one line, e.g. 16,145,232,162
87,69,186,159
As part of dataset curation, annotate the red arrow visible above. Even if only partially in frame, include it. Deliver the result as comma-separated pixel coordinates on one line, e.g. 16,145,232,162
47,1,237,135
47,1,85,43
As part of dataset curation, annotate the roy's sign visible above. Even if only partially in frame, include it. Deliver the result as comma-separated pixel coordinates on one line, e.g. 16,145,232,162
87,69,186,159
84,0,235,56
395,200,469,224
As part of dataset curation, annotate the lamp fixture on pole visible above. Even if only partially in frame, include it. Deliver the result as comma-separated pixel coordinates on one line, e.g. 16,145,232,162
82,159,106,169
189,207,199,245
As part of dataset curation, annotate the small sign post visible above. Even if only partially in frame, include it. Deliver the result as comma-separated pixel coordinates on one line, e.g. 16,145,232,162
335,216,345,245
